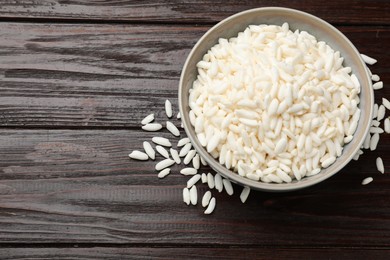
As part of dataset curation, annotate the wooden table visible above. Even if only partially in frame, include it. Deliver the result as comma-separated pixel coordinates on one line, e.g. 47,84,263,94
0,1,389,259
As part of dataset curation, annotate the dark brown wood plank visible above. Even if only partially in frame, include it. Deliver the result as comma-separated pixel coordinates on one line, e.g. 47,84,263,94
0,1,389,25
0,23,389,128
1,247,389,260
0,129,389,246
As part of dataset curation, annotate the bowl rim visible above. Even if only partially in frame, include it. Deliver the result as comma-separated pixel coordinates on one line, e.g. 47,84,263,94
178,7,374,192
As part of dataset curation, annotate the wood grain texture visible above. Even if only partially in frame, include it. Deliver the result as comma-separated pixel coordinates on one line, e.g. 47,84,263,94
0,129,389,246
1,247,389,260
0,0,389,25
0,23,389,128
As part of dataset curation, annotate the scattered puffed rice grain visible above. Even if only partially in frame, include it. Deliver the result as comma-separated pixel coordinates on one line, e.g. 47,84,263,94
177,112,181,119
373,81,383,90
207,172,215,189
201,173,207,183
361,53,377,65
240,186,251,203
376,157,384,174
363,133,371,149
373,104,379,119
180,167,197,176
370,127,384,134
142,123,162,131
204,197,216,214
202,191,212,207
192,154,200,169
168,149,179,164
385,118,390,133
165,99,173,118
143,141,155,160
158,168,171,178
371,120,380,127
215,174,223,192
377,105,386,121
177,137,190,147
222,179,234,195
190,185,197,205
371,74,380,82
156,145,170,159
383,98,390,110
141,113,154,125
152,137,172,147
179,143,192,157
166,121,180,137
183,188,190,205
200,156,208,166
129,150,149,160
370,133,380,151
187,174,201,188
362,177,373,185
183,149,196,165
155,159,175,171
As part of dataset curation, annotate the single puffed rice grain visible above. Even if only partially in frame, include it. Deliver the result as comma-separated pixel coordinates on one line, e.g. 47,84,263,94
129,150,149,160
371,74,380,82
377,105,386,121
240,186,251,203
177,137,190,147
156,145,170,159
143,141,155,160
370,133,380,151
361,54,377,65
155,159,175,171
165,99,173,118
202,191,212,207
201,173,207,183
152,137,172,147
222,178,234,195
207,172,215,189
204,197,216,214
170,148,181,164
158,168,171,178
382,98,390,110
370,127,384,134
363,133,371,149
215,174,223,192
200,156,208,166
183,188,190,205
192,154,200,169
179,143,192,157
371,120,380,127
190,185,197,205
376,157,384,174
373,104,379,119
187,174,201,188
141,113,154,125
385,118,390,133
177,112,181,119
373,81,383,90
180,167,197,176
166,121,180,137
362,177,373,185
183,150,197,165
142,123,162,131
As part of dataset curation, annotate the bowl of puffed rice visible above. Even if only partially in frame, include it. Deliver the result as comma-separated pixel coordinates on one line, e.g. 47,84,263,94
179,7,373,191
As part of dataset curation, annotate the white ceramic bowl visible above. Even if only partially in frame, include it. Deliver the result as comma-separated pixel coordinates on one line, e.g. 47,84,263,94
179,7,373,191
